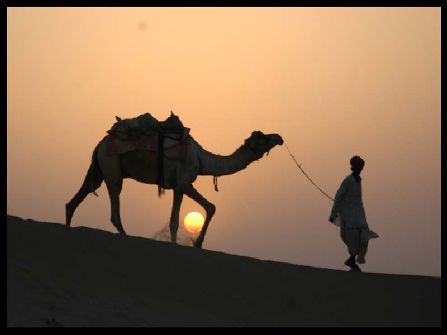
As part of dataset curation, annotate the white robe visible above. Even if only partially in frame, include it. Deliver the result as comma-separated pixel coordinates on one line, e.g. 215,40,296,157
330,174,378,263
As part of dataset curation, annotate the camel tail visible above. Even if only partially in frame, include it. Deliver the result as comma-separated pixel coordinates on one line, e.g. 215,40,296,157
84,144,104,195
71,143,104,197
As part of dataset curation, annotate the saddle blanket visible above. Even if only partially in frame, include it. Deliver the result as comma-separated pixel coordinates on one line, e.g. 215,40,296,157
105,133,189,161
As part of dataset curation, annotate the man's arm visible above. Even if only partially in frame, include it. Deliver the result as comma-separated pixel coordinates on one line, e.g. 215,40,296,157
329,177,349,222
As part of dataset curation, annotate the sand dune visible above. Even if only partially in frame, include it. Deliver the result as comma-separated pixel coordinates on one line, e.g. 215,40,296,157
7,215,440,327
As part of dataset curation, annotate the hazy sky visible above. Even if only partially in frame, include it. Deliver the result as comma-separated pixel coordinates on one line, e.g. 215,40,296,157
7,7,441,277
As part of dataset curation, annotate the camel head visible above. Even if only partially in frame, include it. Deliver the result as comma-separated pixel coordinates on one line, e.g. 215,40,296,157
244,131,283,159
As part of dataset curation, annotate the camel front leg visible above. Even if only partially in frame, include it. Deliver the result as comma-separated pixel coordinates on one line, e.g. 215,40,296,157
170,190,184,243
181,184,216,249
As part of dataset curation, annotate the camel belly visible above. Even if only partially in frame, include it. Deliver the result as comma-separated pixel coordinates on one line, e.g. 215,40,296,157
120,150,159,184
119,149,199,189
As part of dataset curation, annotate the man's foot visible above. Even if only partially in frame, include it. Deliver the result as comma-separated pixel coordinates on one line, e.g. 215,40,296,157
344,257,362,272
349,265,362,272
344,257,356,268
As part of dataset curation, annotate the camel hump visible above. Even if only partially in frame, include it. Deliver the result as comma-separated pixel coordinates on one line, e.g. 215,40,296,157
159,111,185,137
136,113,159,131
107,112,186,141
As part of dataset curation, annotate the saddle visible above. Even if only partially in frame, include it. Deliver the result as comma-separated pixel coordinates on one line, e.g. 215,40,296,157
105,111,189,160
105,132,190,161
105,111,191,195
107,111,186,141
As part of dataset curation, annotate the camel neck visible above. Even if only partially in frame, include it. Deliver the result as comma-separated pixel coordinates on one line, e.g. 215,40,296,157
197,145,258,177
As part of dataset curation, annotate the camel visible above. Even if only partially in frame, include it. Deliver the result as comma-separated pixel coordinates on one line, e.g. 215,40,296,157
65,123,283,248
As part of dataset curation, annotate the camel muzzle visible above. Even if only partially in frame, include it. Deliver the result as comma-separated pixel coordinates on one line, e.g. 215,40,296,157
277,136,284,146
270,134,284,146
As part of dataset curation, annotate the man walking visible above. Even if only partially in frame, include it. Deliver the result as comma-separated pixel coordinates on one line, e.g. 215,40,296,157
329,156,379,272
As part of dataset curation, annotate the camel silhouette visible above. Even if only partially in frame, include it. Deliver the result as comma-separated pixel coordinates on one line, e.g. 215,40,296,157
65,117,283,248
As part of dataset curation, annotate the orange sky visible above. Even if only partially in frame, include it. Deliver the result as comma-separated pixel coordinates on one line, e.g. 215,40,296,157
7,7,441,277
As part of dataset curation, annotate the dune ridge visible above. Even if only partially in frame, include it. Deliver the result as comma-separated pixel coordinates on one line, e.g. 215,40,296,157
7,215,440,327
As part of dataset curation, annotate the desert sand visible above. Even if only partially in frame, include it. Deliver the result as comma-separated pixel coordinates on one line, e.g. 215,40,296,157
7,215,440,327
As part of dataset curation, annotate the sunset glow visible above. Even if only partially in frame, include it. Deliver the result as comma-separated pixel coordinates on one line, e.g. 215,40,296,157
7,7,440,277
184,212,205,234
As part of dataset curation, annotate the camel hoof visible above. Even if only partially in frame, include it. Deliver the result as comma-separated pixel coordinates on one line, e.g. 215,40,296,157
65,204,73,227
194,238,203,249
116,228,127,235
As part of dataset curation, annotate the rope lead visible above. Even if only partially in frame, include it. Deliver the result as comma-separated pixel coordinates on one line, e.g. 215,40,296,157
284,142,334,202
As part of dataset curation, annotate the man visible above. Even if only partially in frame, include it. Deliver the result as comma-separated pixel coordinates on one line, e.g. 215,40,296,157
329,156,379,272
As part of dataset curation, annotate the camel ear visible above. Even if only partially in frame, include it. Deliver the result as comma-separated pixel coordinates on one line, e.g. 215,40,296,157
251,131,263,140
115,116,122,122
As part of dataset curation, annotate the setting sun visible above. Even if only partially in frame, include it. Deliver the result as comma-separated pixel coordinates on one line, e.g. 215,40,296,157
184,212,205,234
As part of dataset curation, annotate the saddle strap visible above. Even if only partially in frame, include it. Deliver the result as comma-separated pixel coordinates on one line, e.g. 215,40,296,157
157,133,165,196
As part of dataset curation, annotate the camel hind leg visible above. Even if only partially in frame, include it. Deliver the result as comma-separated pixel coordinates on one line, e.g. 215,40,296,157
180,184,216,249
66,185,93,227
66,145,103,227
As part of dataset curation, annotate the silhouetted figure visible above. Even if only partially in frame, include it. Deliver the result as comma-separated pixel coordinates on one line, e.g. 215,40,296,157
329,156,379,272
